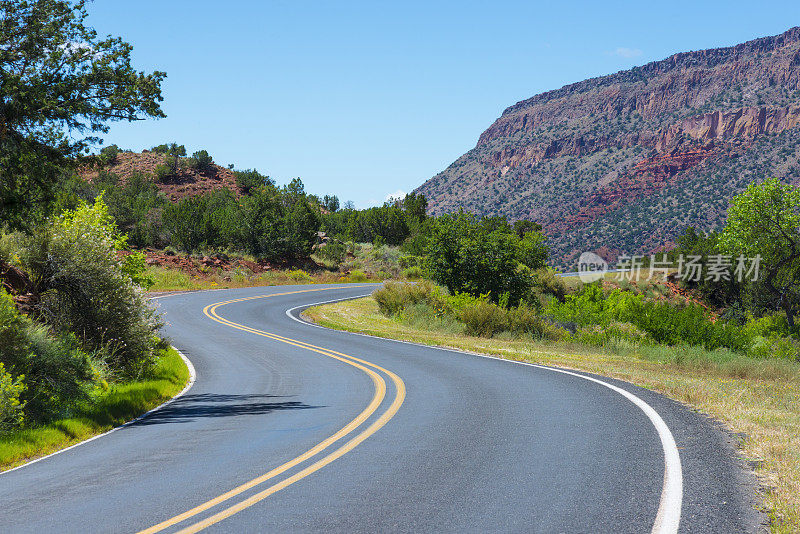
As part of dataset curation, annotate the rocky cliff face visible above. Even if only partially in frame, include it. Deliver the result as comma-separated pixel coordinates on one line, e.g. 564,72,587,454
416,27,800,267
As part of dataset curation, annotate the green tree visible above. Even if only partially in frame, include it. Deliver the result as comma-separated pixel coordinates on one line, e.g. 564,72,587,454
188,149,213,170
234,168,273,194
0,0,166,229
720,178,800,328
166,142,186,175
163,189,237,252
99,144,120,165
423,212,548,304
401,192,427,225
668,227,742,309
237,182,319,259
19,196,160,376
513,219,542,237
322,194,340,213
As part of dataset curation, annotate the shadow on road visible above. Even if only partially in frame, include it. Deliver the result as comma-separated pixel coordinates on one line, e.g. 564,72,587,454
131,393,322,425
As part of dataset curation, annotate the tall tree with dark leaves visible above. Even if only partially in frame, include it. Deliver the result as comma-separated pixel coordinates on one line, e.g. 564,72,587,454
0,0,165,229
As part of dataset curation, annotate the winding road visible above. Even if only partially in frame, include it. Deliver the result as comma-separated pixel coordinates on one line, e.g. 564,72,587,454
0,284,761,533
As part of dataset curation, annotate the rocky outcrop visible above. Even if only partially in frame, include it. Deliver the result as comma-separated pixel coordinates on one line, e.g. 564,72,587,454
416,27,800,266
657,105,800,150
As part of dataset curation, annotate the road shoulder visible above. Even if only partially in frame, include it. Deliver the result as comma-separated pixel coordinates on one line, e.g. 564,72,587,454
304,296,775,532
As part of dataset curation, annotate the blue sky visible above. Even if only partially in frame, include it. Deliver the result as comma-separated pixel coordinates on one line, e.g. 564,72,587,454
87,1,800,207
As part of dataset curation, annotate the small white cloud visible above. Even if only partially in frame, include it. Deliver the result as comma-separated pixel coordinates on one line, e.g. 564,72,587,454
612,47,643,58
385,189,406,203
360,190,407,209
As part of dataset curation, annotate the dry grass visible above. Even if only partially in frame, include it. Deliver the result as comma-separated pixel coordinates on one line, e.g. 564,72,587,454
146,265,374,292
306,297,800,533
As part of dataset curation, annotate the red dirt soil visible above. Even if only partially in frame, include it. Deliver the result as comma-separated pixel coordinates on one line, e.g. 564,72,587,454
81,151,243,201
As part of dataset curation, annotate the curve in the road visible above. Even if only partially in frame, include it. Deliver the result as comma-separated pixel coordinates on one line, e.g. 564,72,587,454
141,287,405,534
150,287,681,534
0,284,762,534
285,295,683,534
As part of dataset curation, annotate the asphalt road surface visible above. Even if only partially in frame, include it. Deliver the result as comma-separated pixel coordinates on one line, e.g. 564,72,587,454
0,284,763,533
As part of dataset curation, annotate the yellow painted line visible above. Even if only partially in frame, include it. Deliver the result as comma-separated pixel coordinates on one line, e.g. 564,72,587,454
140,287,405,534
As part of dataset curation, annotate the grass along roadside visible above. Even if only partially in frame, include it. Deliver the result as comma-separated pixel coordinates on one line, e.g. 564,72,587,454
146,265,374,292
144,242,408,292
305,296,800,533
0,346,191,472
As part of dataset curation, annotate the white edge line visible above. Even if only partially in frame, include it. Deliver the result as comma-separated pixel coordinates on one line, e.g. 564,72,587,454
286,293,683,534
1,346,196,476
0,286,362,476
0,294,198,476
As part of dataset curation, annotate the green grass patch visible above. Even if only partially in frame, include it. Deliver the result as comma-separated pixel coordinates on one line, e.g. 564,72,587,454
0,347,190,471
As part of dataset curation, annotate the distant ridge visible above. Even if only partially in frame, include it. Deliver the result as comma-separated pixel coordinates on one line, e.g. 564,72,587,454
416,27,800,266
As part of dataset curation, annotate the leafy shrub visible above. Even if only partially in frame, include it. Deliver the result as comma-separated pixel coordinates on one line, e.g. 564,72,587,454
17,323,95,420
158,179,320,261
154,163,173,182
20,197,162,377
505,305,548,337
349,269,368,282
531,268,567,303
573,324,610,346
372,281,569,341
188,149,213,170
317,241,346,264
741,313,791,339
461,300,507,337
373,281,434,315
398,255,419,268
423,212,548,305
234,169,274,194
347,205,410,245
100,171,168,248
163,190,238,252
0,362,25,429
287,269,311,282
401,265,422,279
746,335,800,360
150,143,185,155
0,290,96,423
99,144,120,165
546,283,757,354
442,290,488,316
236,183,320,260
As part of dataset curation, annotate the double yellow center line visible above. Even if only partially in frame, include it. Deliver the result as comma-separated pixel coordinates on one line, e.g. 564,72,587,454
140,287,405,534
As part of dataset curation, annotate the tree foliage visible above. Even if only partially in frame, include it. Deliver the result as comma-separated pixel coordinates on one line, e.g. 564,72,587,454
321,193,429,246
188,149,212,170
163,179,320,260
423,211,548,304
720,178,800,328
0,0,166,229
234,168,274,194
